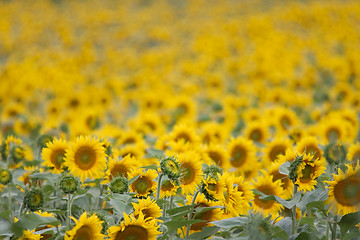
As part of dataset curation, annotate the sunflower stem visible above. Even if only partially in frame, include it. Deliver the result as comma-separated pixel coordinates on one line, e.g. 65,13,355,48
8,184,12,222
156,173,164,200
169,195,174,212
291,185,297,235
66,194,73,229
98,183,103,210
326,220,330,239
332,215,338,240
186,190,200,238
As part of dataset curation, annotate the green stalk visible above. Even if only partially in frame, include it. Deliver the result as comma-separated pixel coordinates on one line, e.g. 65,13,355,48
291,185,298,235
66,194,73,229
186,190,200,238
156,173,164,200
332,215,338,240
8,185,12,222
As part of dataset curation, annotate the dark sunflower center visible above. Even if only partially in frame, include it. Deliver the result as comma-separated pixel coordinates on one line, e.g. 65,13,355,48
250,129,262,142
230,146,247,167
175,132,191,143
269,145,287,162
134,178,150,194
161,180,174,191
115,225,148,240
207,183,217,191
208,151,223,166
301,165,313,180
73,226,92,240
110,164,127,179
254,185,276,209
51,150,66,169
75,147,96,170
30,193,42,205
181,164,195,184
280,116,291,129
334,176,360,206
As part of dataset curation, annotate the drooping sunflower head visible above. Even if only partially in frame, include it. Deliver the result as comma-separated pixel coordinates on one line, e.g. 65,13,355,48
160,156,181,180
64,136,107,181
219,172,245,217
107,212,161,240
132,197,162,222
65,212,105,240
227,137,257,170
37,134,54,150
128,168,157,197
325,163,360,215
42,138,69,173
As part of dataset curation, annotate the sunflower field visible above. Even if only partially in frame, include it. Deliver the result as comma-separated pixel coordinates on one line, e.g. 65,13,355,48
0,0,360,239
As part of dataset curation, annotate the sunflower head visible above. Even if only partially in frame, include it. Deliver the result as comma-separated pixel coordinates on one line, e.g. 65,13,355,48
0,169,12,185
160,156,180,180
201,174,225,202
24,188,44,211
324,142,347,165
59,175,79,194
109,176,129,194
203,164,223,180
10,145,25,163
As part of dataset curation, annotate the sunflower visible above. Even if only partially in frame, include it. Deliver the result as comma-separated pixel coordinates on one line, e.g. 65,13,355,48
160,179,180,198
227,137,257,171
295,154,326,192
19,229,42,240
168,123,200,144
34,211,57,240
318,117,350,144
65,212,104,240
262,159,294,199
1,135,22,159
296,136,323,161
243,121,269,144
184,193,223,233
117,144,145,160
116,130,145,147
220,172,245,217
128,112,165,137
64,136,107,181
233,175,254,215
325,163,360,215
132,197,162,222
202,174,226,202
41,138,69,173
178,151,203,195
273,107,299,135
200,122,227,145
347,142,360,164
262,138,292,165
105,154,138,181
128,168,157,197
203,143,230,170
107,212,161,240
252,175,285,217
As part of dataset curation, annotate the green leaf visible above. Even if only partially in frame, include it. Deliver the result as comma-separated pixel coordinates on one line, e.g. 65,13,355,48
188,226,220,239
297,188,328,214
211,217,248,229
11,214,60,237
28,172,59,180
298,217,315,228
259,192,301,209
279,161,290,175
166,204,196,216
164,219,203,232
338,212,360,236
272,225,288,240
140,164,159,171
292,231,320,240
306,201,325,213
144,148,164,159
0,211,11,221
108,196,132,217
128,175,140,185
342,231,360,240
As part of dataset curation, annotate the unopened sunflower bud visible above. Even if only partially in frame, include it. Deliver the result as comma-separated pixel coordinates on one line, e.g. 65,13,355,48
10,145,25,163
203,164,223,180
160,156,180,180
59,175,79,194
0,169,12,185
109,176,129,194
324,142,346,165
24,188,44,211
